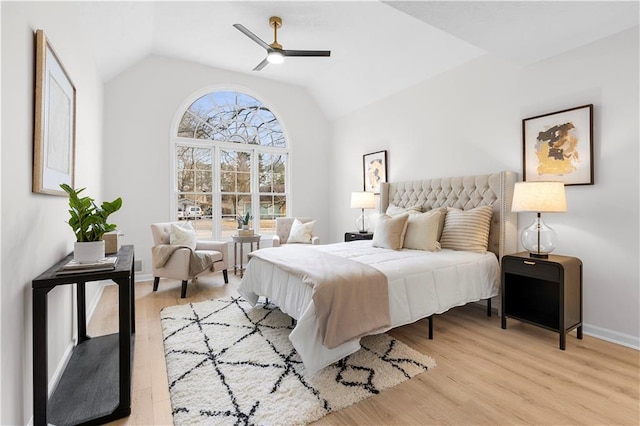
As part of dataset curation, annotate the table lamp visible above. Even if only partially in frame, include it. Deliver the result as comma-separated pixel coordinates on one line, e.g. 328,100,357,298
511,181,567,258
350,191,376,233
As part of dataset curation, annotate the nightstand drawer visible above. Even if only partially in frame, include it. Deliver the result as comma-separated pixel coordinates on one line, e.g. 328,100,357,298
502,257,560,281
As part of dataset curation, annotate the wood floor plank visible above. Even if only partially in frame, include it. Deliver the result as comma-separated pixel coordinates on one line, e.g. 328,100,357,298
89,276,639,425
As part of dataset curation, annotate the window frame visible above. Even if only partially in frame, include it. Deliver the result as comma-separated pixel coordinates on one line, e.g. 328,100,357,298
170,86,290,240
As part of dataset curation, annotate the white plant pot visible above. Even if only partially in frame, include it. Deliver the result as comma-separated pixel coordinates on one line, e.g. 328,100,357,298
74,240,105,263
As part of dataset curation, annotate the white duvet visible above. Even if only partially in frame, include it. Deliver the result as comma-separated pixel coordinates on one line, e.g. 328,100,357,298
238,240,500,374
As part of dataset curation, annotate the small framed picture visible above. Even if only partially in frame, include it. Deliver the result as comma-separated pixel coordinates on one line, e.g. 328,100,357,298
522,104,593,185
33,29,76,196
363,150,387,193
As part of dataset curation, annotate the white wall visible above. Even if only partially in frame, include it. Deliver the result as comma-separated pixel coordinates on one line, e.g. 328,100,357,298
331,27,639,347
1,3,636,424
1,2,105,424
103,54,330,280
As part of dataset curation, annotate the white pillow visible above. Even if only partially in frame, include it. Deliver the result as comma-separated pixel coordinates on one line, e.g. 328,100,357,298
287,219,316,243
170,222,197,250
402,210,442,251
440,205,493,253
372,214,409,250
386,204,422,216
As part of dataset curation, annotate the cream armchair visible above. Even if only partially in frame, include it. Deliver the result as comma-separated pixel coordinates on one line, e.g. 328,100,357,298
272,217,320,247
151,222,229,298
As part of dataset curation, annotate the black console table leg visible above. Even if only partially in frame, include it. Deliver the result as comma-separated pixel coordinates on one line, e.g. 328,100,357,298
33,287,50,426
114,277,132,413
131,255,136,333
77,280,89,343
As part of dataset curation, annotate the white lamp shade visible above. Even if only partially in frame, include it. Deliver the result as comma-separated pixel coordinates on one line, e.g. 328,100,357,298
511,182,567,213
350,191,376,209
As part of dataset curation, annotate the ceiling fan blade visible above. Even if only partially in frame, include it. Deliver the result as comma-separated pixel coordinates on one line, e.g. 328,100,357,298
233,24,271,51
283,50,331,57
253,57,270,71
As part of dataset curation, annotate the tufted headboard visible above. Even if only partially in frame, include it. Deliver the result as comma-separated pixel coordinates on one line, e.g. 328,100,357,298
379,171,518,259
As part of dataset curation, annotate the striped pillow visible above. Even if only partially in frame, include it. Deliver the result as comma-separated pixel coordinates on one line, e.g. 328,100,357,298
440,206,493,253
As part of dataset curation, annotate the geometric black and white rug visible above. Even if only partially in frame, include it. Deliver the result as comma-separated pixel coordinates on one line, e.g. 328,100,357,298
160,296,436,425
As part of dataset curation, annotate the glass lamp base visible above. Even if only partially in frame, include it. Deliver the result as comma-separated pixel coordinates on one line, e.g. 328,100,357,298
356,212,370,233
521,216,557,258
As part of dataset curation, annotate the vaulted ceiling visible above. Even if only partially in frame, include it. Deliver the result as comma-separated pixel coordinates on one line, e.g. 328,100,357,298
75,1,639,119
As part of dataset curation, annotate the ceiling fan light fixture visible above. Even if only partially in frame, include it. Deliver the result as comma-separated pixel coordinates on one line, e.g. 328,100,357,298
234,16,330,71
267,50,284,64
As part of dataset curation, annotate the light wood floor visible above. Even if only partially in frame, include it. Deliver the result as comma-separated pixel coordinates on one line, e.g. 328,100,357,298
91,274,640,425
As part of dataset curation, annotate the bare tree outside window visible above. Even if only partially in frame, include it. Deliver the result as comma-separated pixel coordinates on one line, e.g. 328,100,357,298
174,91,287,239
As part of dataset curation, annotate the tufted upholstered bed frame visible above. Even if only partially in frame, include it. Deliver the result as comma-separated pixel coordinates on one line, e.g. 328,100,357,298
379,171,519,259
239,171,520,373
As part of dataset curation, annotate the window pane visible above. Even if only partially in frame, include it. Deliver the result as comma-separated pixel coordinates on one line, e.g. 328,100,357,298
180,91,286,147
221,194,237,216
193,148,212,170
259,153,286,193
274,196,287,217
237,195,252,216
195,171,212,193
259,173,272,193
237,172,250,192
220,172,235,192
221,150,251,192
177,112,198,138
176,146,193,169
177,194,213,238
178,171,194,192
273,173,285,193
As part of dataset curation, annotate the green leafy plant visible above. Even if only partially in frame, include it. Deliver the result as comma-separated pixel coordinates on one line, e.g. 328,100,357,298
60,183,123,242
236,211,253,228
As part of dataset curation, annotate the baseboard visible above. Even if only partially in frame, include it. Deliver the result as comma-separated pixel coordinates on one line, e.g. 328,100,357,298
135,272,153,282
583,323,640,350
46,341,74,399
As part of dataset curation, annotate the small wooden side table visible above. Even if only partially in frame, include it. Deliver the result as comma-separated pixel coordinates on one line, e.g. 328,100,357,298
501,252,583,350
232,234,261,277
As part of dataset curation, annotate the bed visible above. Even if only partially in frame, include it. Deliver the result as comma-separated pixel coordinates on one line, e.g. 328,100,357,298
238,171,518,374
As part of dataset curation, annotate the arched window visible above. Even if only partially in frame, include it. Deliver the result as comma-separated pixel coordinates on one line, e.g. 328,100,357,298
173,90,288,239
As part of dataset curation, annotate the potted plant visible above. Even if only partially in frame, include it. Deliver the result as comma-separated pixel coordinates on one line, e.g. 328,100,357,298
236,211,253,230
60,183,122,263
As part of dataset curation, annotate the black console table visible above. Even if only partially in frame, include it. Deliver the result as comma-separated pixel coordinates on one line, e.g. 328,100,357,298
32,245,135,426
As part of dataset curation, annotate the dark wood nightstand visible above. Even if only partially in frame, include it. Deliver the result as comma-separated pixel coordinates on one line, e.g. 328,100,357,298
344,232,373,242
501,252,583,350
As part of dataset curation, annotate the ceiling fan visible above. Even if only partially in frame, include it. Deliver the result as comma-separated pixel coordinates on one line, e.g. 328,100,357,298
233,16,331,71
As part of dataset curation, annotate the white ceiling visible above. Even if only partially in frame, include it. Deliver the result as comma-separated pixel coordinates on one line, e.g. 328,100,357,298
75,1,639,119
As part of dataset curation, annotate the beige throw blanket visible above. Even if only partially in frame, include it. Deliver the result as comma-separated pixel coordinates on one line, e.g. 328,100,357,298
249,246,390,349
152,244,215,276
